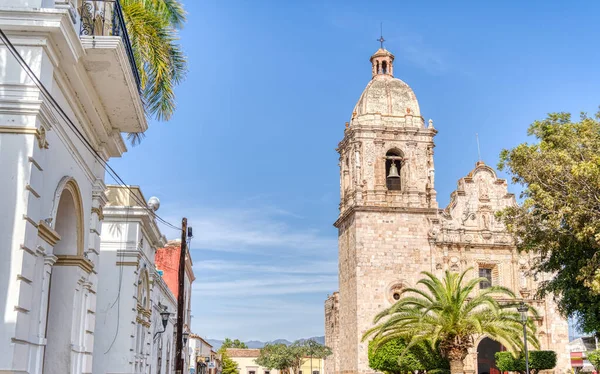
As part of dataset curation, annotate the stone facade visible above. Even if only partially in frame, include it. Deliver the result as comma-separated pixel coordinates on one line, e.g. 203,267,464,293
324,48,570,374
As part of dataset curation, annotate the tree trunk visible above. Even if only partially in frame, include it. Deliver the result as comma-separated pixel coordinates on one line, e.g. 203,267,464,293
450,359,464,374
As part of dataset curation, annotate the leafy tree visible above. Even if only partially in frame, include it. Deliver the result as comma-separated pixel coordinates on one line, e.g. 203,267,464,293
368,337,449,374
120,0,187,143
221,351,240,374
587,349,600,372
363,269,539,374
255,341,332,374
218,338,247,374
498,110,600,334
221,338,248,349
495,351,557,374
255,343,297,374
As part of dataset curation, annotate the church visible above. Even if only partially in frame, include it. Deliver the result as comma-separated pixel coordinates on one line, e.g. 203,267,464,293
324,46,570,374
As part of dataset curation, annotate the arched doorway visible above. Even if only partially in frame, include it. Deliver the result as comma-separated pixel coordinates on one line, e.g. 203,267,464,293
477,337,504,374
42,179,85,374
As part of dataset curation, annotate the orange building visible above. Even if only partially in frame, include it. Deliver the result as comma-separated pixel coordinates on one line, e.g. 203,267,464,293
155,239,196,369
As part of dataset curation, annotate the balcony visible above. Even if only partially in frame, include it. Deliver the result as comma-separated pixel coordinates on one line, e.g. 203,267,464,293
78,0,147,133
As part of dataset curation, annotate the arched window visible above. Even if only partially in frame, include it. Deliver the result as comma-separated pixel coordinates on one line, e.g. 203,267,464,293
382,61,387,74
385,149,402,191
376,61,380,74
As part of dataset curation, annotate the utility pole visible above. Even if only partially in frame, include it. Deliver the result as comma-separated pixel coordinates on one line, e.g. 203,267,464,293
175,217,188,374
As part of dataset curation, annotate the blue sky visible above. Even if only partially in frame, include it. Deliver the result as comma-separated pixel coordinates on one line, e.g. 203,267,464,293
109,1,600,341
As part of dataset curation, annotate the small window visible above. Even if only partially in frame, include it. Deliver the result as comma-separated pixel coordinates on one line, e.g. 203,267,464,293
313,371,320,374
249,371,255,374
479,268,492,289
393,292,401,300
265,371,270,374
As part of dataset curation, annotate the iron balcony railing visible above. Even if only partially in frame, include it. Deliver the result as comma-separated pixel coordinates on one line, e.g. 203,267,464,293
78,0,142,91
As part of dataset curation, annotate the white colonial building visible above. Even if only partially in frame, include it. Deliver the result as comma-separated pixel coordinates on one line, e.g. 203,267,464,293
93,185,183,374
0,0,147,372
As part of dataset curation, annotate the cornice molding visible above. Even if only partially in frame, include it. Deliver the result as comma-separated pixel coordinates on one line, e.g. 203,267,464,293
55,255,94,273
334,205,439,228
38,221,61,246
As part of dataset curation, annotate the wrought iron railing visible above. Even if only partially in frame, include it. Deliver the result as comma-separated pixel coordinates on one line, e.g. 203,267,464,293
79,0,142,91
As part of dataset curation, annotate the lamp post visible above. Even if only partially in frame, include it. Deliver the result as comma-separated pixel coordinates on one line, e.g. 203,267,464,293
154,307,171,340
517,301,530,374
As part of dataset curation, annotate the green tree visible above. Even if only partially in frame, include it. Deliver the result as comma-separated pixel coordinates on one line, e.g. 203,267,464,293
363,269,539,374
368,337,449,374
120,0,187,143
255,341,332,374
498,110,600,334
255,343,296,374
221,338,248,349
495,351,557,374
587,349,600,372
220,351,240,374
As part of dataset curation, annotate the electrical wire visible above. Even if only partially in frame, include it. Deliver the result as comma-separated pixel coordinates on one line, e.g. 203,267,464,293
0,28,183,233
104,199,131,354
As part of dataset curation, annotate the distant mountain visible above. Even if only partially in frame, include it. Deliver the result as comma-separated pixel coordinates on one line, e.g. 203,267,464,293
207,336,325,350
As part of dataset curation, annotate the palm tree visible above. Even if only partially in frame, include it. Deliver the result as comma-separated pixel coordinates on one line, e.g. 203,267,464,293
363,269,539,374
120,0,187,143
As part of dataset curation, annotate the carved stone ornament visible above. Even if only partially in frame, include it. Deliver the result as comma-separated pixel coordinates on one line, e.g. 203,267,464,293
36,126,49,149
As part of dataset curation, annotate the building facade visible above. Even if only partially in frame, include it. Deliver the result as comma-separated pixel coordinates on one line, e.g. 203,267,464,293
189,334,214,374
324,47,570,374
156,239,196,372
0,0,146,372
226,349,324,374
151,264,178,374
93,185,178,374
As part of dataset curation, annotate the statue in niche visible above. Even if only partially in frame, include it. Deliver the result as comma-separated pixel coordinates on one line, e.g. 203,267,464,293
519,269,527,289
355,148,360,167
481,213,490,230
428,168,435,189
478,177,490,200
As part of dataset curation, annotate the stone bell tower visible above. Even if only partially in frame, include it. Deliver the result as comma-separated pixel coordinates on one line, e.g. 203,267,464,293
337,47,437,215
325,45,571,374
326,47,440,374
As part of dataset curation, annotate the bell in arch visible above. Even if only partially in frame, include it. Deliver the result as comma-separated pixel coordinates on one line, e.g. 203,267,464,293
387,162,400,178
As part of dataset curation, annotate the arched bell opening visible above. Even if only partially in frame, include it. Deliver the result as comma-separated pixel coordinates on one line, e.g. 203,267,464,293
477,337,505,374
385,149,403,191
382,61,388,74
43,178,85,374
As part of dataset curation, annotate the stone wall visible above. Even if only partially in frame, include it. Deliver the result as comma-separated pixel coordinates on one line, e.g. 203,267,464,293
324,292,339,374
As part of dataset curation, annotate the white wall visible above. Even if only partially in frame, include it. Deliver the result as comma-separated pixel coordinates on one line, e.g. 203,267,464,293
0,2,140,373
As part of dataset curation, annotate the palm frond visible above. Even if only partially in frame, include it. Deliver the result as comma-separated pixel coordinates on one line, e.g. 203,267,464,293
363,268,537,367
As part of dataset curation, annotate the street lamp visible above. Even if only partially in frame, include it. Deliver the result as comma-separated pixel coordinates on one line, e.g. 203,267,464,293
154,307,171,340
183,331,190,346
517,301,530,374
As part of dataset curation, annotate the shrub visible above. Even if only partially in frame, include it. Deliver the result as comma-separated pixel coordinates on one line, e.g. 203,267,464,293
368,338,449,374
495,351,556,374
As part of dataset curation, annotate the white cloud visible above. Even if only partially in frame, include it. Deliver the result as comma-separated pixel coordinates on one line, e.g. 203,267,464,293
157,203,338,341
193,259,338,275
193,274,338,297
160,206,337,255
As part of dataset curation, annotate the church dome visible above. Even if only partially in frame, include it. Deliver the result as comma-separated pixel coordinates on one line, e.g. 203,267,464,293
352,48,421,118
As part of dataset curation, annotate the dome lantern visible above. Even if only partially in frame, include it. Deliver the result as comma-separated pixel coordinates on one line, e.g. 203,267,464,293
370,48,394,78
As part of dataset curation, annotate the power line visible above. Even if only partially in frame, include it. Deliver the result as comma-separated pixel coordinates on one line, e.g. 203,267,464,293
0,28,182,233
